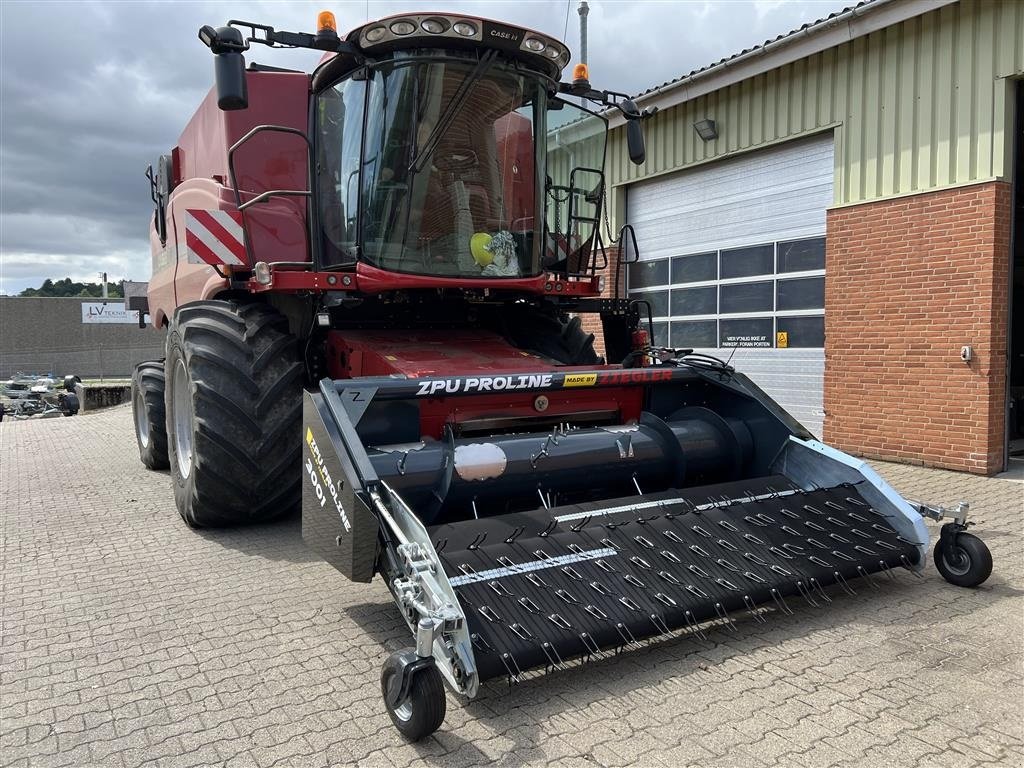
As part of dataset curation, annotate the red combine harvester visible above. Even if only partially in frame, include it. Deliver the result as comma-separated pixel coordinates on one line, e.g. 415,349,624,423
134,10,993,740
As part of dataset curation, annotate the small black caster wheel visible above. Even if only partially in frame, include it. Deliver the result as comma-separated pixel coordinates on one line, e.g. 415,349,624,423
934,527,992,587
381,649,446,741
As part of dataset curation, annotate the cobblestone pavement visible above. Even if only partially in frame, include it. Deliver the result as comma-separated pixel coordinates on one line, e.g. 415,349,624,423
2,405,1022,768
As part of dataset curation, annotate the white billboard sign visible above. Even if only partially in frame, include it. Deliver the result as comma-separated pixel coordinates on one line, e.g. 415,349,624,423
81,302,140,324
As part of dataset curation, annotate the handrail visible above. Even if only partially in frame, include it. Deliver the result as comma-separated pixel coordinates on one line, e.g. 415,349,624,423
238,189,311,212
226,124,313,264
548,166,606,280
614,223,640,302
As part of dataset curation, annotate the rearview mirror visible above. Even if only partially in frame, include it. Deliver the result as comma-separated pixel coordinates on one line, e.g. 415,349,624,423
200,25,249,110
622,99,645,165
626,121,646,165
214,50,248,110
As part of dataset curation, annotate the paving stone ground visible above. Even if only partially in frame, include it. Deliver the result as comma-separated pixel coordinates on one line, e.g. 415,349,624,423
2,404,1022,768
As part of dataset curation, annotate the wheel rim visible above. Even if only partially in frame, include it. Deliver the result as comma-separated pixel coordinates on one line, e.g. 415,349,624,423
943,547,971,576
385,669,413,722
394,698,413,722
171,360,194,479
134,388,150,448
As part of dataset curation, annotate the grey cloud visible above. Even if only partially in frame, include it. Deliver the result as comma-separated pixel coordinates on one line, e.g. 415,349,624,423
0,0,850,294
0,248,147,288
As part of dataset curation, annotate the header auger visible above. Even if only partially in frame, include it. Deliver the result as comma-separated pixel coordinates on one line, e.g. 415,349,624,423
132,9,992,741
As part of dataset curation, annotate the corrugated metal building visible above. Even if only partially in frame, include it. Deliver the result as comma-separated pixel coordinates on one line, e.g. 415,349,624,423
592,0,1022,474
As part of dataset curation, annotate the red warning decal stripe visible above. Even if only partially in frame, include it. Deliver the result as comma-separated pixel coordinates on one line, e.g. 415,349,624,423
185,210,246,266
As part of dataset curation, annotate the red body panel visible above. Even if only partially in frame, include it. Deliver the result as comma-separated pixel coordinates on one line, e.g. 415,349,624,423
325,330,642,439
352,262,601,296
148,220,176,329
327,329,556,378
243,266,601,296
148,71,310,324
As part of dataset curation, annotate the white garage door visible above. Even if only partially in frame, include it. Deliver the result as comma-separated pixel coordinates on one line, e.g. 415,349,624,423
626,133,834,436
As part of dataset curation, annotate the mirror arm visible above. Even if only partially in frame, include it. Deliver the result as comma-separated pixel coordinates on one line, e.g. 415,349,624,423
201,19,362,57
620,105,658,122
224,19,362,56
557,82,658,121
558,82,611,102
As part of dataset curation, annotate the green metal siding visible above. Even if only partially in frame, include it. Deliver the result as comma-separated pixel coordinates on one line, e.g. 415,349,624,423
602,0,1023,226
547,117,607,189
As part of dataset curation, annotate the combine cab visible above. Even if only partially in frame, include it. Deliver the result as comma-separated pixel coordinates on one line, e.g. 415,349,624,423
133,10,993,740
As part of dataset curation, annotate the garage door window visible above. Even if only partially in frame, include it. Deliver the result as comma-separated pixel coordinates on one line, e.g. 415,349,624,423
672,252,717,282
628,259,669,289
720,245,774,279
670,286,716,315
778,237,826,272
776,276,825,310
669,320,715,348
720,281,774,314
628,236,825,349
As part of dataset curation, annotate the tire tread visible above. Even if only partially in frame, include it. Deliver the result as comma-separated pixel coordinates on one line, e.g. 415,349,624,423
167,300,301,527
504,305,602,365
132,360,169,470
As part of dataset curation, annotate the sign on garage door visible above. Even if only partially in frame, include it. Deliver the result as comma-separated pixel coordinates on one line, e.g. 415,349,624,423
625,134,833,435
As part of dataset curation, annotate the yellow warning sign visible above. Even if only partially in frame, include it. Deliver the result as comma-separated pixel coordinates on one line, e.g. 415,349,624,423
564,373,598,387
776,331,789,348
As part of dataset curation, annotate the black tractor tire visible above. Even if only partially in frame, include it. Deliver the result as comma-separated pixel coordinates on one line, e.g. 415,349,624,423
164,300,302,527
503,305,602,365
381,651,447,741
131,361,168,469
933,531,993,588
60,392,80,417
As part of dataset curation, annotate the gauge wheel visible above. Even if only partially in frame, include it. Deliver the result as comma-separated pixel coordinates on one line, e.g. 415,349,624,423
381,650,446,741
934,531,992,588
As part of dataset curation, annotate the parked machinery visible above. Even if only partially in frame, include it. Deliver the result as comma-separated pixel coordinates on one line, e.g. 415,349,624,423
0,373,80,420
132,10,993,740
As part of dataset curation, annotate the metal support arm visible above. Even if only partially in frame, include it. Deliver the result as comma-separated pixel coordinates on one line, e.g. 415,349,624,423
909,500,975,566
369,485,479,698
909,500,971,526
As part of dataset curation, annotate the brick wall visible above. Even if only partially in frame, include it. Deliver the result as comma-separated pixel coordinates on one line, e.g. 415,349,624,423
823,181,1011,475
577,245,622,359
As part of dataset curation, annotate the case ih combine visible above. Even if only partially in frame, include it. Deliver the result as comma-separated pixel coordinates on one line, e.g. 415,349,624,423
133,10,993,740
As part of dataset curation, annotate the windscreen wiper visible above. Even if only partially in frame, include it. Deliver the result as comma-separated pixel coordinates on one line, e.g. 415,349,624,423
409,50,498,174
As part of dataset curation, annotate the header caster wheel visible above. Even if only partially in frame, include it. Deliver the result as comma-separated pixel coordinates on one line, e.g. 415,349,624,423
934,525,992,587
381,649,446,741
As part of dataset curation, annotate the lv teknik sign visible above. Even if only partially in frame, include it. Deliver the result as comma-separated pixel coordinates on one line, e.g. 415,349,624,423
81,302,140,325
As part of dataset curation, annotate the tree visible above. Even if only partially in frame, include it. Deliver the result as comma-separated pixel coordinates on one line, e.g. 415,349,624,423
19,278,123,298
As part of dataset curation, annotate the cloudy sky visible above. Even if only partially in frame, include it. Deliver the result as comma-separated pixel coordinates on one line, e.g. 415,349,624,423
0,0,851,295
